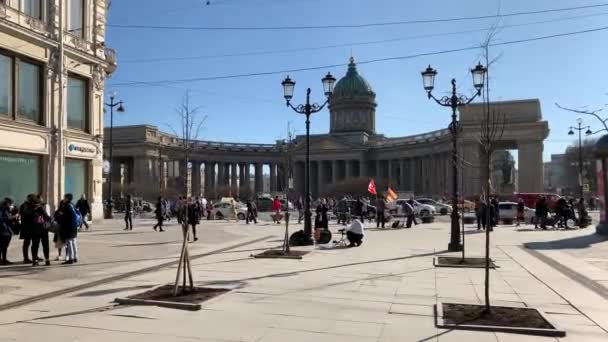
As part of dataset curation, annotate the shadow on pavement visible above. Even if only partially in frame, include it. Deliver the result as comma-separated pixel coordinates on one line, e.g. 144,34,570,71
73,285,155,297
524,232,608,250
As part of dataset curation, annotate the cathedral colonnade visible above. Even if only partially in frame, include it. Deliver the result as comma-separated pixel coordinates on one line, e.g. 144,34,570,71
104,59,547,201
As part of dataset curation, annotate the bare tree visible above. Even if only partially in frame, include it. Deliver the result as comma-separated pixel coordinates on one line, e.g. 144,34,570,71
555,103,608,135
478,26,506,313
166,92,206,295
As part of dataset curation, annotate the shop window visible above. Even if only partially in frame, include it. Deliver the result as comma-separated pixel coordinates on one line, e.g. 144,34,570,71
0,151,41,205
65,158,88,198
67,75,88,131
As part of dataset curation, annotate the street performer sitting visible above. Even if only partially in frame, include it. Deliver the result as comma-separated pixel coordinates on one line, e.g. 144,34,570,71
346,218,365,247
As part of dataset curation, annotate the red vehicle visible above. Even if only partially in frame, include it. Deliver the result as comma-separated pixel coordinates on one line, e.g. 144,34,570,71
510,193,561,211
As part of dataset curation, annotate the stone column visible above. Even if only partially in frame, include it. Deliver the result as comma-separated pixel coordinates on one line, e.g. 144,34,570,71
216,162,224,188
331,160,338,185
254,163,264,195
345,160,352,180
230,163,238,196
191,160,201,197
243,163,251,195
317,161,324,196
204,161,213,198
133,157,152,186
359,159,367,178
462,143,481,196
400,159,406,191
269,163,277,193
518,140,544,193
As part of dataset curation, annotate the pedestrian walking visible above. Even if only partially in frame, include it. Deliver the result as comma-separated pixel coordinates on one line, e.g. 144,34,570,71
59,194,80,264
123,194,134,230
316,199,329,230
578,198,588,228
206,200,213,220
272,196,282,224
296,198,303,224
230,199,239,223
535,196,548,230
29,195,51,266
246,199,257,224
187,198,200,242
0,197,15,265
76,194,91,230
401,200,415,228
376,196,387,229
153,196,165,232
407,198,419,225
19,194,41,264
52,199,65,261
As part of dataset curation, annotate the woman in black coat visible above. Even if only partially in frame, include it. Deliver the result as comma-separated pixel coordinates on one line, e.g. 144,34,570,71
187,199,200,242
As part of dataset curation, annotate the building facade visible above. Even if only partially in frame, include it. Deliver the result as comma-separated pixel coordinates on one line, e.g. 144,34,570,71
106,58,548,200
0,0,116,219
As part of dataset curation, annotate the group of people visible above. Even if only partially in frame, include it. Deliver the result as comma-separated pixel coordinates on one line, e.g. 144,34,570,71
0,193,90,266
534,196,588,230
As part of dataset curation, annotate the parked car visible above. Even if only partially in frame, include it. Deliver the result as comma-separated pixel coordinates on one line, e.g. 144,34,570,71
497,202,536,224
212,201,247,220
416,198,451,215
389,199,435,217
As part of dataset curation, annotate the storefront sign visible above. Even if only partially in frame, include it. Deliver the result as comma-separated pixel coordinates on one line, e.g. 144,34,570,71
67,142,98,158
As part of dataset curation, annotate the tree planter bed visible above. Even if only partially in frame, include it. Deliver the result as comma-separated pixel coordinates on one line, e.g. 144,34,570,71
115,285,229,311
252,249,309,259
434,256,496,269
435,302,565,337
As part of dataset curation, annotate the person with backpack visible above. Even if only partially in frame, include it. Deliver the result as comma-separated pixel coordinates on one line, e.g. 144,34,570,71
76,194,91,231
0,197,15,265
123,194,134,230
29,195,51,266
60,194,80,264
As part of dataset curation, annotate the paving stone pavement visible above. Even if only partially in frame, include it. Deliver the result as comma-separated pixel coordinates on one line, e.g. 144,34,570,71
0,216,607,341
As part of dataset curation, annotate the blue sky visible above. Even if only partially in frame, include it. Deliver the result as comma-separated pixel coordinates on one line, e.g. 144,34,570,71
106,0,608,162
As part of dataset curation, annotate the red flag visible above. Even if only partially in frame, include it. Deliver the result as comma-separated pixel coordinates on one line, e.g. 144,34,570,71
368,179,377,195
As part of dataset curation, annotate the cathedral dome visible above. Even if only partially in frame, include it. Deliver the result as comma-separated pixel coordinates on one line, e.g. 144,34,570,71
329,57,377,135
332,57,375,98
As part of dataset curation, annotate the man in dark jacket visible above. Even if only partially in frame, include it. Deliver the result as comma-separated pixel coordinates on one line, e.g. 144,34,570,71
124,194,134,230
246,199,257,224
60,194,79,264
76,194,91,230
535,196,548,230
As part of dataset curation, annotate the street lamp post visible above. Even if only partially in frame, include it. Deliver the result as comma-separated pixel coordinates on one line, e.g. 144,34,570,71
421,63,486,252
568,118,592,198
104,95,125,219
281,73,336,245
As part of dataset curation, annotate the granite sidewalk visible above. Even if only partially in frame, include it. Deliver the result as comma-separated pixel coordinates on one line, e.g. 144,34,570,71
0,219,607,341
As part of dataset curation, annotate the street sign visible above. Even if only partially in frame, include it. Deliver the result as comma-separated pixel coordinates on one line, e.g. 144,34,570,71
583,183,590,193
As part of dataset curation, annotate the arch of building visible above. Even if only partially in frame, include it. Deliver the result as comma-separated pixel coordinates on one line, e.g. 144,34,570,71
104,59,548,200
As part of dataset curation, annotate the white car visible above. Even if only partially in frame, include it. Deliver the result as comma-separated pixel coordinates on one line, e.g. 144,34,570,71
389,199,436,217
212,202,247,220
416,198,452,215
497,202,535,224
